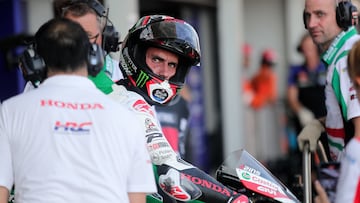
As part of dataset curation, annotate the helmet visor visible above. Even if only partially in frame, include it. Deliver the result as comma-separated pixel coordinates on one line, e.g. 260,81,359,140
139,20,201,66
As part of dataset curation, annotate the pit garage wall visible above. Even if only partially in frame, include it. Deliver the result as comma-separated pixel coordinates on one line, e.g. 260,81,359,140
0,0,27,102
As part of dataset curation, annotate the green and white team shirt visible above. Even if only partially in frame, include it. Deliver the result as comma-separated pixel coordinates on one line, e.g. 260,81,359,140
322,27,360,161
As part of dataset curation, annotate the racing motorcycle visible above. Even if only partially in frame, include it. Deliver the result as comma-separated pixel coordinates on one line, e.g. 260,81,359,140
147,149,300,203
215,149,301,203
8,149,301,203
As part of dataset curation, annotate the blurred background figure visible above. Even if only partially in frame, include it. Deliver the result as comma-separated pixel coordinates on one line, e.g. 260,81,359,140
242,43,254,105
246,48,281,163
287,33,326,136
249,48,278,110
283,33,327,198
352,0,360,33
287,33,330,159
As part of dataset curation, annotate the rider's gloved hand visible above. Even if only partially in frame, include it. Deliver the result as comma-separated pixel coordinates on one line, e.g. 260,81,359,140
297,119,324,152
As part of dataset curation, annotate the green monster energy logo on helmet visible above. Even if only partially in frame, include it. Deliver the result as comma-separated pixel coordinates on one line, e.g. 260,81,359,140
136,70,150,88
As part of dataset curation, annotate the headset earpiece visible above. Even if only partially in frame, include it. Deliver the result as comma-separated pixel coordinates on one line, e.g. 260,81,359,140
103,24,120,52
19,44,46,87
336,0,358,30
87,43,105,76
303,10,308,29
64,0,120,53
19,42,104,85
85,0,106,16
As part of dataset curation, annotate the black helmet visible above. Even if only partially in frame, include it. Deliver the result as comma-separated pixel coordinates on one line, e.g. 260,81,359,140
119,15,201,105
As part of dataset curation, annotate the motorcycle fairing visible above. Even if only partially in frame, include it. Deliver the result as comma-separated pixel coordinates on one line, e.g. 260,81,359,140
216,149,300,203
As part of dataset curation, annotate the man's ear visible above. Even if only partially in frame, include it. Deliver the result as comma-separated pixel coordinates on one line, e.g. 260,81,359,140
355,77,360,87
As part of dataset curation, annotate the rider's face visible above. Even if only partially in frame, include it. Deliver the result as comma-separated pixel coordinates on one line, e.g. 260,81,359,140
145,47,179,80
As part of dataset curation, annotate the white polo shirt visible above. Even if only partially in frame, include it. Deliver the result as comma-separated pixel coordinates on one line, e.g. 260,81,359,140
0,75,156,203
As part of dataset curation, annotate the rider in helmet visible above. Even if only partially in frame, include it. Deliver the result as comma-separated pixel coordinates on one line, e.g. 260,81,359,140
118,15,200,105
108,15,249,203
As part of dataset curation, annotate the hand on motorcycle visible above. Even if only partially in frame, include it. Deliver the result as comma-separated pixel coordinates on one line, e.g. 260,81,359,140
297,119,324,151
314,180,330,203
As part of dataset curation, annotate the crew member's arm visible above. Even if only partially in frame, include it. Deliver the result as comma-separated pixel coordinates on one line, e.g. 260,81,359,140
129,193,146,203
0,186,9,203
314,180,330,203
287,85,314,126
0,104,12,203
352,116,360,138
287,85,301,113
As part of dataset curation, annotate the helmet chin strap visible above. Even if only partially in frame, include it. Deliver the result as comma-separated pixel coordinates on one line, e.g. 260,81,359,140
148,80,175,104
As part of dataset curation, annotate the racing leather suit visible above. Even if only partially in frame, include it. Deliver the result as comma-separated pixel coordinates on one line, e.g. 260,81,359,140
108,82,249,203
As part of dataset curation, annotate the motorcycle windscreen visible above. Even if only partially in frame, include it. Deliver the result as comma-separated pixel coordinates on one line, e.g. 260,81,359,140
217,149,300,203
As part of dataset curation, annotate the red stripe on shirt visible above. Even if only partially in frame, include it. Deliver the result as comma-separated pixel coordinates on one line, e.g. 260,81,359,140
325,127,345,138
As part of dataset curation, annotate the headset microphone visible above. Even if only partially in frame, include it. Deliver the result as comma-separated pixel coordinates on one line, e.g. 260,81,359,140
102,8,120,52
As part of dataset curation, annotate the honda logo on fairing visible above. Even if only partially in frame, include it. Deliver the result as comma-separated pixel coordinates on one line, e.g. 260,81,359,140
181,173,235,197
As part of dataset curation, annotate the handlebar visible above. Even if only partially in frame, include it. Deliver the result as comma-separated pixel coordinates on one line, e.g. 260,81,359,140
303,141,312,203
